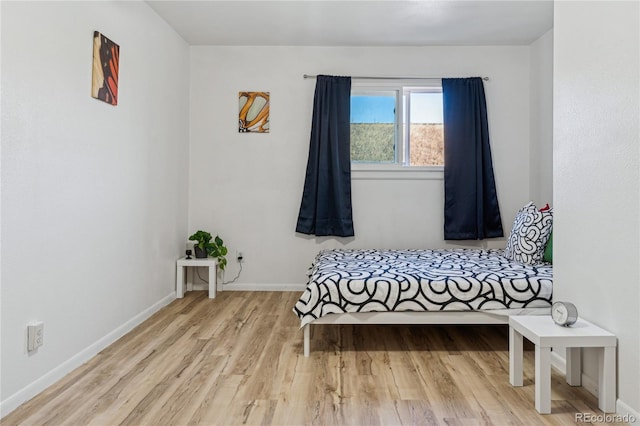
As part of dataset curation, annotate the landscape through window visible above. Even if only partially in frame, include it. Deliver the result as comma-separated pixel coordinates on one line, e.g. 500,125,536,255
350,87,444,167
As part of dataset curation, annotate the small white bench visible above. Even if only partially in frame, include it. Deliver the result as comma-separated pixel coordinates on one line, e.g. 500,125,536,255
509,315,616,414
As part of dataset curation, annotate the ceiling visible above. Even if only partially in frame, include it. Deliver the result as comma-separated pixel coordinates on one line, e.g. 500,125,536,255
146,1,554,46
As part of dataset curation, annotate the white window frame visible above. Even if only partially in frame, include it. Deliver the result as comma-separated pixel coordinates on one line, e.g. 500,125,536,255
350,79,444,180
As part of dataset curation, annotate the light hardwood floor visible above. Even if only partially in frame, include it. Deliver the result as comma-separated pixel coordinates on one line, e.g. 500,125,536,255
3,291,618,425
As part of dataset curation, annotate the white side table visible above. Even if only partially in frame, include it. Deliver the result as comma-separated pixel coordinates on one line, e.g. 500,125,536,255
176,256,218,299
509,315,616,414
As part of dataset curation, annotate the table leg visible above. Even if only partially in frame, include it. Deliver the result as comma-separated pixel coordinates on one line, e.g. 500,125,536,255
509,326,523,386
566,347,582,386
208,264,217,299
186,267,194,292
598,346,616,413
535,345,551,414
304,325,310,357
176,265,184,298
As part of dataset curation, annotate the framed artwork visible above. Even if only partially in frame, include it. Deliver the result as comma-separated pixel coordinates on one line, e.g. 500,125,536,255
239,92,270,133
91,31,120,105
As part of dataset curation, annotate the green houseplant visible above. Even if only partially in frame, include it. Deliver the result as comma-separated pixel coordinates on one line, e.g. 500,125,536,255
188,230,228,270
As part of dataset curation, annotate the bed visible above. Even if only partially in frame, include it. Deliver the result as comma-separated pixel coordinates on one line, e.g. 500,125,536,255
293,248,553,356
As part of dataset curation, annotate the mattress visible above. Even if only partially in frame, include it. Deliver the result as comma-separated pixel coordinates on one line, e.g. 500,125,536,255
293,248,553,327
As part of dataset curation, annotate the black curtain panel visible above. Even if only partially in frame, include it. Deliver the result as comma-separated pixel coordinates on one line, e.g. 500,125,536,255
296,75,354,237
442,77,503,240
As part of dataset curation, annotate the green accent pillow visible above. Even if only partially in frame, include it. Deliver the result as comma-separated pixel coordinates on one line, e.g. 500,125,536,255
543,231,553,263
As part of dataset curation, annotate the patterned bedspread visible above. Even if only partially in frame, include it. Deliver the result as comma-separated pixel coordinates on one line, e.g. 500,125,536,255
293,249,553,327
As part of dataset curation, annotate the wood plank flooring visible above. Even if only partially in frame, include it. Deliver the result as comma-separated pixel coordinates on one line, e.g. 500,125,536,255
3,291,617,425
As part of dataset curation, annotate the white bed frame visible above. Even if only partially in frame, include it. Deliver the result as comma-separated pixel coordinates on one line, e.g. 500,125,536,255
302,311,508,357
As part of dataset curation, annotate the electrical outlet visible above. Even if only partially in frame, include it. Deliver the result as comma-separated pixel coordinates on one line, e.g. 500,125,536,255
236,251,244,263
27,322,44,351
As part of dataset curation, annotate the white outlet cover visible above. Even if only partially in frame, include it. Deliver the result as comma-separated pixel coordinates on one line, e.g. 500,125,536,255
27,322,44,351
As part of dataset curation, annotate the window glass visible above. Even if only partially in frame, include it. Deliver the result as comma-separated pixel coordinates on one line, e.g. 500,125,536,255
350,92,396,163
407,91,444,166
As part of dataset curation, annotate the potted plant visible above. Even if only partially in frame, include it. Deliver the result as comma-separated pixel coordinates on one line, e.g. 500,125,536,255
188,230,228,270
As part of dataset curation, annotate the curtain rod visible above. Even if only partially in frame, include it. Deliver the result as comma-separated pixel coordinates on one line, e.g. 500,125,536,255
303,74,489,81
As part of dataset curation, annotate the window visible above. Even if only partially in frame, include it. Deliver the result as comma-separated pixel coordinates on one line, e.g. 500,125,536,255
350,82,444,169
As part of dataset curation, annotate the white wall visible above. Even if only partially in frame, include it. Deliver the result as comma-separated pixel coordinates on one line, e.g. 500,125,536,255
189,45,533,286
529,29,554,206
554,1,639,416
1,1,189,414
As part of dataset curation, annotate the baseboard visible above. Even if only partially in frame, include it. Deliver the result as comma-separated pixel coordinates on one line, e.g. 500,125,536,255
190,282,305,292
616,400,640,424
222,282,306,291
550,349,567,374
0,292,176,418
550,351,639,421
550,351,598,396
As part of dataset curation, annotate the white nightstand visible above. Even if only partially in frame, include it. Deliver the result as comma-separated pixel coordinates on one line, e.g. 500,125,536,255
509,315,616,414
176,256,218,299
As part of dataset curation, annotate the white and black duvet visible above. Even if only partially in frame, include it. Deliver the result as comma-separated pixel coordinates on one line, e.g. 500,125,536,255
294,249,552,327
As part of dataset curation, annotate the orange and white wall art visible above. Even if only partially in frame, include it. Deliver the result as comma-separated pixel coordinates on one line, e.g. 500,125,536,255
91,31,119,106
239,92,270,133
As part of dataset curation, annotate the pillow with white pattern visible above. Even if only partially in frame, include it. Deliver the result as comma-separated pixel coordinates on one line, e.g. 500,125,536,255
503,202,553,264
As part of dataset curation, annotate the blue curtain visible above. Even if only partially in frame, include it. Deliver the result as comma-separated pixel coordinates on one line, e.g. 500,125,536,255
296,75,354,237
442,77,503,240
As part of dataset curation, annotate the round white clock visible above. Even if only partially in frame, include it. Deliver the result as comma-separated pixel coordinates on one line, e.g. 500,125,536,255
551,301,578,326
